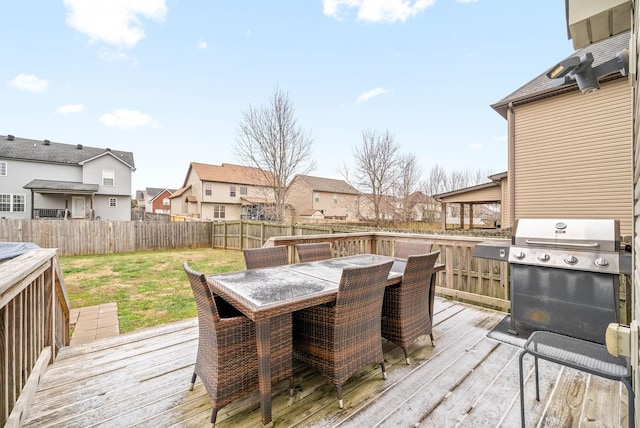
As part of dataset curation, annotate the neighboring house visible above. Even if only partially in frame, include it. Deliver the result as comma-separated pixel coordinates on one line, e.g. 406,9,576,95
149,189,174,214
0,134,135,221
404,191,440,222
142,187,176,214
286,175,360,221
134,190,145,209
170,162,275,221
476,31,632,236
358,193,399,221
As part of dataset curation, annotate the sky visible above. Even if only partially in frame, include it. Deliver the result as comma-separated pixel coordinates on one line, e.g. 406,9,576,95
1,0,575,196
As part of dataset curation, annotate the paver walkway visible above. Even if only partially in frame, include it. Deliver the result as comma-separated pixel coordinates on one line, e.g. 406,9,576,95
69,302,119,346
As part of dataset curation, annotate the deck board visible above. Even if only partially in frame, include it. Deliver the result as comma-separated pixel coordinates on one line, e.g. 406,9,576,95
22,298,629,427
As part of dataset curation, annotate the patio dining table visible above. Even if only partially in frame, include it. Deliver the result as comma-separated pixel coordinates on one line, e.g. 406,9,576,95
206,254,443,425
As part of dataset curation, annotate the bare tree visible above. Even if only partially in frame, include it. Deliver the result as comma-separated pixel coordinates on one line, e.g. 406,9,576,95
394,153,422,222
235,87,315,222
344,129,400,225
420,164,495,221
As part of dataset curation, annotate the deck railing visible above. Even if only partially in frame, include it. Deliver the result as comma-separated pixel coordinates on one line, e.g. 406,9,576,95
0,248,69,427
268,232,511,312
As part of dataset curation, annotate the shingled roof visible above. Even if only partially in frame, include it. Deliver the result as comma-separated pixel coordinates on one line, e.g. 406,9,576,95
291,174,360,195
188,162,272,186
0,135,135,168
491,31,631,119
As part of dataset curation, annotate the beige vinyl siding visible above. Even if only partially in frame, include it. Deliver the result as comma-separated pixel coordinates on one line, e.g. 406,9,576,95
513,79,632,236
500,177,510,229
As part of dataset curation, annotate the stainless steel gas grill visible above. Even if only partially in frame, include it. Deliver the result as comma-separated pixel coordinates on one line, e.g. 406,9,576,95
474,219,631,344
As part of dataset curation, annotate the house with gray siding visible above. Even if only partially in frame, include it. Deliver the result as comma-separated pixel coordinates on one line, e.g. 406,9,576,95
0,134,135,221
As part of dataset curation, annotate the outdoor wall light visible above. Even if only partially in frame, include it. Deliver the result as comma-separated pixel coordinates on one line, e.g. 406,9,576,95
546,49,629,94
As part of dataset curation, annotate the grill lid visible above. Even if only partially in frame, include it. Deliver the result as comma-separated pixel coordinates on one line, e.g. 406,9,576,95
513,218,619,251
509,218,624,273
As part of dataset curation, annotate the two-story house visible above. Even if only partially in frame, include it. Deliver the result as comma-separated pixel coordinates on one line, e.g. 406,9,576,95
139,187,175,214
285,175,360,221
0,134,135,221
171,162,275,221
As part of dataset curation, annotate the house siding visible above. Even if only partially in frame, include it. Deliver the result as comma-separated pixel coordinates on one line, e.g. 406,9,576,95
151,190,172,214
286,175,360,220
513,78,633,236
0,160,81,219
173,163,274,221
500,177,510,229
82,155,132,197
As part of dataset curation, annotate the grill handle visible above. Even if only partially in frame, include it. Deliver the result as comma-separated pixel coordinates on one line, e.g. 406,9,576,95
524,239,599,248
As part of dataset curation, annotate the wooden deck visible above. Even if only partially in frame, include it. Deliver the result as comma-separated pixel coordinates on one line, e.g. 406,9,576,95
22,298,630,427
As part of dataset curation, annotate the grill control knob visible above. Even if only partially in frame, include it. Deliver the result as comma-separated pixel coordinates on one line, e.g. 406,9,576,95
538,253,550,262
513,251,525,260
564,255,578,265
594,257,609,268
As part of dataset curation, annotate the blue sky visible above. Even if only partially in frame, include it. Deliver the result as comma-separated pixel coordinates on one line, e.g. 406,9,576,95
2,1,574,195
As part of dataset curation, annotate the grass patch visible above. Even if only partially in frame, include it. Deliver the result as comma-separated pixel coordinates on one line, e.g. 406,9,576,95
60,248,245,333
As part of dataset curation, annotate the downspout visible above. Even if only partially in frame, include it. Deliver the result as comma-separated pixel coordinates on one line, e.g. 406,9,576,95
507,102,516,229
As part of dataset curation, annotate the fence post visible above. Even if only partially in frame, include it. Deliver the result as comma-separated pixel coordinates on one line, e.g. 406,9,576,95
223,222,227,249
261,222,265,246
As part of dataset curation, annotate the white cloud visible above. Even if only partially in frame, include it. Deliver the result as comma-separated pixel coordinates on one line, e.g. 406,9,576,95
323,0,436,23
63,0,168,48
469,143,482,150
197,41,208,50
99,49,132,62
100,109,159,129
492,134,507,142
56,104,85,114
356,87,390,104
7,74,48,93
457,0,479,3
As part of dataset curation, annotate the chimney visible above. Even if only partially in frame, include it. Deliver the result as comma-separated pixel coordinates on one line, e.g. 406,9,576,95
44,139,51,145
7,135,14,141
106,147,111,151
77,144,83,149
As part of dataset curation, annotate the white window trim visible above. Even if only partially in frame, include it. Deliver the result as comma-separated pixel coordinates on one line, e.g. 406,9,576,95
102,170,115,186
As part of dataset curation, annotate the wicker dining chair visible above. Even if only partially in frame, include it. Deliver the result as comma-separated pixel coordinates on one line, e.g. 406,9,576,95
393,240,433,259
243,246,289,270
295,242,332,263
183,262,293,427
292,260,394,408
381,251,440,365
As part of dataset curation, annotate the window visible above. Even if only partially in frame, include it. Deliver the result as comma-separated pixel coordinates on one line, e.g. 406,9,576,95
230,186,236,197
240,186,247,195
163,198,170,206
214,205,225,219
0,194,25,212
0,162,6,176
109,197,117,207
314,192,319,202
102,170,115,186
333,194,338,204
205,183,212,196
13,195,25,212
0,194,10,211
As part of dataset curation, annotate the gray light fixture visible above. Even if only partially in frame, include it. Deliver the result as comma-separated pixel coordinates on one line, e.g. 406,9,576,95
546,49,629,94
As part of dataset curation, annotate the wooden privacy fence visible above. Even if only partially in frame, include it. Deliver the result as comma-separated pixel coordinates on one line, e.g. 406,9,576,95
0,219,213,256
1,249,69,427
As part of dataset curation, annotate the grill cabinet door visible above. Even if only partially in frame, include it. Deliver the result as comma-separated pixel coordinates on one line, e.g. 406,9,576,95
510,265,620,344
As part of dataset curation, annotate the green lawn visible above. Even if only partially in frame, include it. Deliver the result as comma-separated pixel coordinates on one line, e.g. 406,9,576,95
60,248,245,333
